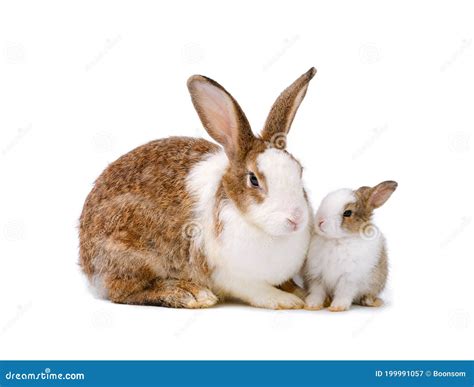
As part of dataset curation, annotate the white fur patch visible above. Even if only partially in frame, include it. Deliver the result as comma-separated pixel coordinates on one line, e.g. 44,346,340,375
306,233,383,294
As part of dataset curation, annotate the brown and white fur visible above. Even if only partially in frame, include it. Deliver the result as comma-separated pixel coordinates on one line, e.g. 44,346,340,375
79,68,317,309
304,181,398,312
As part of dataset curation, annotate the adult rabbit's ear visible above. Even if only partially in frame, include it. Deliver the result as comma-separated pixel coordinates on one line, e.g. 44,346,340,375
187,75,255,162
260,67,316,147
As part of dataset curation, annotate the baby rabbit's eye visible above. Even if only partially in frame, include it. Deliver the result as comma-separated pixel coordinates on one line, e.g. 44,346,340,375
248,172,260,188
343,210,352,217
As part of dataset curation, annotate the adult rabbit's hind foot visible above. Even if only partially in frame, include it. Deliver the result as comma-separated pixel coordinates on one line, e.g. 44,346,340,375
107,277,218,308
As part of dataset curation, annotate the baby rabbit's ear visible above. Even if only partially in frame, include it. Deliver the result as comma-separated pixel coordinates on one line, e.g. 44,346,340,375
260,67,316,147
367,181,398,209
187,75,255,162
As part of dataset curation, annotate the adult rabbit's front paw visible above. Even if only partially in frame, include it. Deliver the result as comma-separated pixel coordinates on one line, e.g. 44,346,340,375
250,288,304,310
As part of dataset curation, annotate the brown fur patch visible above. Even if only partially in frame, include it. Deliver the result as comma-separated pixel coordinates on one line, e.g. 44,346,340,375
79,137,219,303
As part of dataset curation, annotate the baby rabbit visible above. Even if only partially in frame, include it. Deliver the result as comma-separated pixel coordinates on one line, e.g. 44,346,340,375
304,181,398,312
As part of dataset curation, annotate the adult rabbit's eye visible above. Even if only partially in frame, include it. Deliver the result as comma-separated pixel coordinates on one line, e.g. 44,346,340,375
343,210,352,217
248,172,260,188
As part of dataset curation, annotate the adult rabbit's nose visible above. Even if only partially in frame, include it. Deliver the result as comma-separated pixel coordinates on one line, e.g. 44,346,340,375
291,207,303,222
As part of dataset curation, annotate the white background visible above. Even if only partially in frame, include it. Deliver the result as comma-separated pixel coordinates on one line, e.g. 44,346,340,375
1,1,473,360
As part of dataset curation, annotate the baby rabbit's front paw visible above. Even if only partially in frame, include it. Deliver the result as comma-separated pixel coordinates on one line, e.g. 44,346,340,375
304,288,331,311
305,294,325,310
328,299,352,312
305,304,324,311
328,305,350,312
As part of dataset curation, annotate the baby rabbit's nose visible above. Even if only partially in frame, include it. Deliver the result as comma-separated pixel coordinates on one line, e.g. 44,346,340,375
318,219,325,227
